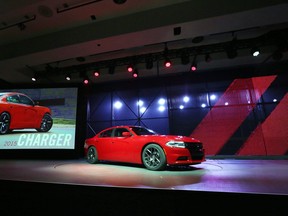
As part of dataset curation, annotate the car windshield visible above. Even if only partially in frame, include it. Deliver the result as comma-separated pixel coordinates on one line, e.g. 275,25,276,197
130,126,158,136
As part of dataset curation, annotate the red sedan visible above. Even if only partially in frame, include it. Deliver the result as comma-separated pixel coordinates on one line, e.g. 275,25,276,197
0,92,53,134
84,125,205,171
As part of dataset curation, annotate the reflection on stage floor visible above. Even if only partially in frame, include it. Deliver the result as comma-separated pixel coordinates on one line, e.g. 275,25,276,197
0,158,288,195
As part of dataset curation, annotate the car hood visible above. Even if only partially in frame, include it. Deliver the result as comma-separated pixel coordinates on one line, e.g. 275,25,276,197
142,134,201,143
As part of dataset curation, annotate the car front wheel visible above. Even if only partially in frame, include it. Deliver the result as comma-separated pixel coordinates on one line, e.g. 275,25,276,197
36,114,53,132
87,146,98,164
142,144,167,171
0,112,11,135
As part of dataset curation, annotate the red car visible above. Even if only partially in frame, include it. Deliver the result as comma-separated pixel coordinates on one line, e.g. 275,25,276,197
0,92,53,134
84,125,205,171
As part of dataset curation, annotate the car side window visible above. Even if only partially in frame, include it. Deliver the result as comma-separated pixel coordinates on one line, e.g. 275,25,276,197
19,95,34,106
99,129,113,137
114,128,129,137
6,95,20,103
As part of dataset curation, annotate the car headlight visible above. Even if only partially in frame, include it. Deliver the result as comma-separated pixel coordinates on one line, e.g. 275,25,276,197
166,141,185,148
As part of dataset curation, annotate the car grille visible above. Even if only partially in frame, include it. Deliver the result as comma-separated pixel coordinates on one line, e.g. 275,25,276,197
185,142,205,160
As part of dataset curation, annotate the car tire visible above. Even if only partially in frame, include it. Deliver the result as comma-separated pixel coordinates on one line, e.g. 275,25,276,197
36,113,53,132
142,143,167,171
0,112,11,135
87,146,99,164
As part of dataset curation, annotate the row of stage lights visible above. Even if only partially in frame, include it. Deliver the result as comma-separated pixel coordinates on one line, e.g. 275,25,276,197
31,43,264,84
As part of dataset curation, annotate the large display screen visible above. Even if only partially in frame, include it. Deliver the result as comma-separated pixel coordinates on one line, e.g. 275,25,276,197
0,87,78,150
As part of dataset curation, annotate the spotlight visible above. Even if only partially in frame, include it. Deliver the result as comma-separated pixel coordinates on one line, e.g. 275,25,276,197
93,69,100,77
108,65,115,75
181,51,190,65
145,55,153,69
164,57,172,68
163,43,172,68
31,73,37,81
251,47,260,57
65,74,71,81
83,76,89,84
190,63,197,71
190,55,197,71
127,64,134,72
205,53,212,62
132,69,138,78
225,38,238,59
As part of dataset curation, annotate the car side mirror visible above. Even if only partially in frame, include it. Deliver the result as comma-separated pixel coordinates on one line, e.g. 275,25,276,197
122,132,131,137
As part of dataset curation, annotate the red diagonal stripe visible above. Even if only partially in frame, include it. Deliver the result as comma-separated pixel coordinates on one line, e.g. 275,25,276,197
238,93,288,155
190,75,276,155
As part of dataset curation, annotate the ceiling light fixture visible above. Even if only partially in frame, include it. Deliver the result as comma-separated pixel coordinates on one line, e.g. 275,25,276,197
190,55,197,71
65,74,71,81
145,55,153,70
225,37,238,59
132,69,138,78
251,47,260,57
163,43,172,68
57,0,103,13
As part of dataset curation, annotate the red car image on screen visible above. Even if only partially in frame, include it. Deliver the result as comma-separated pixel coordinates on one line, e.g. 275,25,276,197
0,92,53,135
84,125,205,171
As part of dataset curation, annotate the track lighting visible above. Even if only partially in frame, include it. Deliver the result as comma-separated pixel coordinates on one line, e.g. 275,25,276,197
132,69,138,78
251,47,260,57
127,64,134,72
93,68,100,77
205,53,212,63
108,65,115,75
145,55,153,69
225,37,238,59
181,51,190,65
83,76,89,84
190,63,197,71
31,73,38,81
163,43,172,68
164,57,172,68
190,55,197,71
65,74,71,81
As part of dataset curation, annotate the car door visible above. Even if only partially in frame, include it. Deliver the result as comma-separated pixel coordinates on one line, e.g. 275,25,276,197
109,128,135,162
18,94,39,128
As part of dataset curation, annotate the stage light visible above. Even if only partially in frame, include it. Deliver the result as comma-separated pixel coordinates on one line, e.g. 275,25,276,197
108,65,115,75
65,74,71,81
190,63,197,71
190,55,197,71
31,73,37,81
181,51,190,65
83,76,89,84
163,43,172,68
127,64,134,72
132,69,138,78
93,69,100,77
225,38,238,59
145,55,153,69
251,47,260,57
164,57,172,68
205,53,212,62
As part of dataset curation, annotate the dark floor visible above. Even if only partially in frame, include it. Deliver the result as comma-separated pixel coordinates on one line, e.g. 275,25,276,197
1,158,288,215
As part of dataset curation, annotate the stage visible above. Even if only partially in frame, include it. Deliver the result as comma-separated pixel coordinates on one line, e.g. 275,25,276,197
0,158,288,195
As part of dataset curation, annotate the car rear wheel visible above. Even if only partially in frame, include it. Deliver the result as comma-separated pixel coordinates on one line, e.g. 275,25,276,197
142,144,167,171
0,112,11,135
87,146,98,164
36,114,53,132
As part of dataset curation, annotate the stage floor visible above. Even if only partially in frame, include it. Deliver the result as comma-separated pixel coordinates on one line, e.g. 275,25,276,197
0,158,288,195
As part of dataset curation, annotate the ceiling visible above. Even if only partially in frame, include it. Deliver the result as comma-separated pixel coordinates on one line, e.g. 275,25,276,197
0,0,288,85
